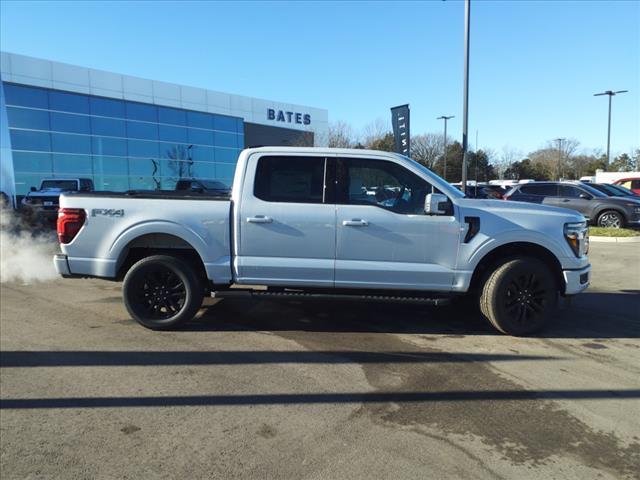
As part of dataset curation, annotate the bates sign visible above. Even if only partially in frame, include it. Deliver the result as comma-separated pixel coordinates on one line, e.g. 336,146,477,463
268,108,311,125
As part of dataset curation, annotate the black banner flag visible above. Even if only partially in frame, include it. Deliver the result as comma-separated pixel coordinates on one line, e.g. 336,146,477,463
390,104,410,157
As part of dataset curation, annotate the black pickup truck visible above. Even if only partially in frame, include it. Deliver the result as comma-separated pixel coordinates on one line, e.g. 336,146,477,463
21,178,94,224
174,179,230,196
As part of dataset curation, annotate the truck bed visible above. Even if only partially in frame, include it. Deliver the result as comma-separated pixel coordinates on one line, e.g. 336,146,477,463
57,192,233,283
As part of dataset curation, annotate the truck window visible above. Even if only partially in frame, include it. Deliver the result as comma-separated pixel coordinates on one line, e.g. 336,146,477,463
337,158,432,214
520,184,559,196
40,180,79,190
254,156,326,203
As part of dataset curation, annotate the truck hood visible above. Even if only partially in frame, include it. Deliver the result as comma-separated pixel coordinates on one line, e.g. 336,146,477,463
457,198,585,222
26,188,67,197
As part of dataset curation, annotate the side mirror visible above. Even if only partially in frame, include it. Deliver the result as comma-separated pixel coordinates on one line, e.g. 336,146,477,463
30,186,37,192
579,193,591,200
191,186,204,193
425,193,449,215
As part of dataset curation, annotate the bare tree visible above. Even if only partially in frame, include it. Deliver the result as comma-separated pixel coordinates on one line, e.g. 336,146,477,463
328,121,356,148
362,118,391,149
496,145,522,179
166,144,194,179
411,133,445,169
528,139,580,180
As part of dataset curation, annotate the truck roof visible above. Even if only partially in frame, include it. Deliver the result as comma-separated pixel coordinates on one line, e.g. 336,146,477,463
242,146,407,159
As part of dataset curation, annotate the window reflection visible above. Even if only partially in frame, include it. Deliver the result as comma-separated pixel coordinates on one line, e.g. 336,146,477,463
6,107,50,130
4,83,245,193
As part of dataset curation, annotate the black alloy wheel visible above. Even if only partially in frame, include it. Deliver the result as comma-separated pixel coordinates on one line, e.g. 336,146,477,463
134,267,186,319
480,257,558,336
123,255,204,330
503,272,548,327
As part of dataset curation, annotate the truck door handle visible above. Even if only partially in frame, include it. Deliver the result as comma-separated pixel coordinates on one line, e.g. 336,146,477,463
342,219,369,227
562,199,571,202
247,215,273,224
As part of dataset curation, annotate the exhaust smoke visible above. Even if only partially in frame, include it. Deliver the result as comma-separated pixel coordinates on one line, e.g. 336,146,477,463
0,204,59,284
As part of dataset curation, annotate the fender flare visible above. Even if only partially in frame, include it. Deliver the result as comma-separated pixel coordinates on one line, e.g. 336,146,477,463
109,220,211,272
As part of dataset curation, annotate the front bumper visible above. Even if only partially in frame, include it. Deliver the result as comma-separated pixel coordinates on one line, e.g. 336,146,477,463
563,264,591,295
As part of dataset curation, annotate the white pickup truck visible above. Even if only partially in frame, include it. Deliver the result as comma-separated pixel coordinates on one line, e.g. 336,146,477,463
54,147,591,335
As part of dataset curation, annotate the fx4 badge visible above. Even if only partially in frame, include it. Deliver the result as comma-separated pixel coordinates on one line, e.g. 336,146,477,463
91,208,124,217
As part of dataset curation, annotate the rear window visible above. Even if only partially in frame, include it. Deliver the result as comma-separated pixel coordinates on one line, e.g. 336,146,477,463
254,156,326,203
40,180,78,190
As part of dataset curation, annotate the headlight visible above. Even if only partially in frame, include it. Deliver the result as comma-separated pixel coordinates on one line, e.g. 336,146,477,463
564,222,588,257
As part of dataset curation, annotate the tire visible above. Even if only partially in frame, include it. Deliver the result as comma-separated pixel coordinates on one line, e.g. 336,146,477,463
479,257,558,336
122,255,204,330
596,210,624,229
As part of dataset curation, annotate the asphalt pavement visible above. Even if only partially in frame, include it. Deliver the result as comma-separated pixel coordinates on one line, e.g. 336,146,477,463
1,243,639,479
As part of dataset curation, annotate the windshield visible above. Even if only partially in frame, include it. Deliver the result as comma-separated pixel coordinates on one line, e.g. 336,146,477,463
201,180,228,190
401,155,466,199
607,184,634,196
40,180,78,190
579,183,608,198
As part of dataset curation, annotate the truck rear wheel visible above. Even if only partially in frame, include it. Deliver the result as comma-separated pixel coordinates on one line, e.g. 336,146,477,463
479,257,557,336
123,255,204,330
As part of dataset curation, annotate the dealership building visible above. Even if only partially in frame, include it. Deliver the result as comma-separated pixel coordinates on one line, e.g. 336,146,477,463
0,52,328,203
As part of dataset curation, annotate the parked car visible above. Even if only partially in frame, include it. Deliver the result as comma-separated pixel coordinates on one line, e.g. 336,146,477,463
21,178,94,223
464,184,507,199
588,183,638,198
175,179,230,196
613,178,640,195
504,181,640,228
450,182,506,199
54,147,591,336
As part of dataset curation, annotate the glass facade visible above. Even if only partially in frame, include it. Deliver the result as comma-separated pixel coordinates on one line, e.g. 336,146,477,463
3,83,244,195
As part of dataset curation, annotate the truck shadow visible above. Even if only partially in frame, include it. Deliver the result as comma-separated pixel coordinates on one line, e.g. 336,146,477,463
189,290,640,340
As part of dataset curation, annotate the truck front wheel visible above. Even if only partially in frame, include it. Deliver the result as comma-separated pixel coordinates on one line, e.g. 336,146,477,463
123,255,204,330
479,257,558,336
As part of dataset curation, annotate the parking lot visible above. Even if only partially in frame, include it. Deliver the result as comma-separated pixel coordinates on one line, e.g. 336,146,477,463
1,242,639,479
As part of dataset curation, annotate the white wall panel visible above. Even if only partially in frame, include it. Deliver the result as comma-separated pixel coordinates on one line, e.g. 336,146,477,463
0,51,10,76
2,52,328,139
52,62,89,87
89,69,122,91
11,54,51,82
152,80,180,101
181,85,206,105
122,75,153,97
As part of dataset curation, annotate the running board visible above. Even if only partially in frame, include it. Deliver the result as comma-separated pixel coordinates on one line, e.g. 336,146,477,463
212,289,451,306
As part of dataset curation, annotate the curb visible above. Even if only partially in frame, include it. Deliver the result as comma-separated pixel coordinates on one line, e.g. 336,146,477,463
589,236,640,243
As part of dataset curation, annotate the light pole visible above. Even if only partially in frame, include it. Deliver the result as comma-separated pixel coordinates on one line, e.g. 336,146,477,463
461,0,471,194
437,115,454,180
593,90,628,166
554,138,565,180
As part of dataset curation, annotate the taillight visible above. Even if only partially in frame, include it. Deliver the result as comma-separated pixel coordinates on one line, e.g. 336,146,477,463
57,208,86,244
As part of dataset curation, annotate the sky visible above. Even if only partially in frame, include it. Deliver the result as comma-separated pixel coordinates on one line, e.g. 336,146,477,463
1,0,638,158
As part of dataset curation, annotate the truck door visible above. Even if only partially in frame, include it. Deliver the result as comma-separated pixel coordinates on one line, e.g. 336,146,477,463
334,157,461,291
236,154,336,287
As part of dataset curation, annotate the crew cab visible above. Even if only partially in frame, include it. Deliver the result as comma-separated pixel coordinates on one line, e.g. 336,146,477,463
53,147,591,336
